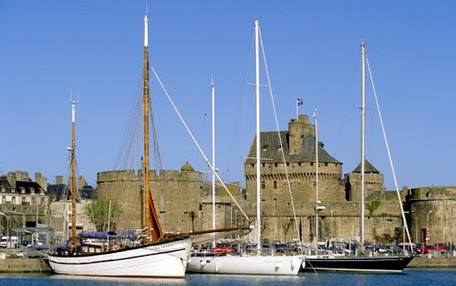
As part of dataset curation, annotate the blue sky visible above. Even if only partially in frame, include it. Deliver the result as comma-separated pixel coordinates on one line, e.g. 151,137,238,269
0,1,455,190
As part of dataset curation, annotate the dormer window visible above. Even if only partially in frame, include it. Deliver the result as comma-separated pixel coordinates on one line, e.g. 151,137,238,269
20,187,26,194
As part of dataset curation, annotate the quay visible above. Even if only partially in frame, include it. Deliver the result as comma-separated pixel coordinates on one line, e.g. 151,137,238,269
0,249,50,273
408,256,456,269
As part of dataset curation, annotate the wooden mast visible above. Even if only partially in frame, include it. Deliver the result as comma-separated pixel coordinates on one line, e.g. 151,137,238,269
143,14,163,243
70,100,77,251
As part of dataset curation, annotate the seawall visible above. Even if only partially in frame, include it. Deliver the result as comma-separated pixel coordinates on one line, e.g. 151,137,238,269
0,258,51,273
408,256,456,269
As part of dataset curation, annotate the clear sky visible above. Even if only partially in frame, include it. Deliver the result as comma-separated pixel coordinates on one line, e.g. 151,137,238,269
0,1,455,190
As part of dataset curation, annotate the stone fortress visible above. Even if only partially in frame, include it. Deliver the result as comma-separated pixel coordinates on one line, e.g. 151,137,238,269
0,114,454,246
94,114,455,245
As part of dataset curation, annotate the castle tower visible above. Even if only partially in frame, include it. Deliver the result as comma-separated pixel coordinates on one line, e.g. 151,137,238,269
244,114,343,241
344,159,385,202
288,115,314,156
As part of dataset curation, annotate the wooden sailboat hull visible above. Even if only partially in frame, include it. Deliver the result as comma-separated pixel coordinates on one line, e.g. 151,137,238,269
187,254,302,275
48,237,192,278
303,255,413,273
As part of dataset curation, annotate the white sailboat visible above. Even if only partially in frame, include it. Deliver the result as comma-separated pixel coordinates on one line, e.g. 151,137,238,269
47,14,192,278
187,20,302,276
303,42,413,273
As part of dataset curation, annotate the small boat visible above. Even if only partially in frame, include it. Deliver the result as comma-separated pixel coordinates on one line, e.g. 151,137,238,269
47,13,192,278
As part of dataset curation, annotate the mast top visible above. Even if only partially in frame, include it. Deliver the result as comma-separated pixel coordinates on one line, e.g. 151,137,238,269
144,14,149,47
71,100,76,124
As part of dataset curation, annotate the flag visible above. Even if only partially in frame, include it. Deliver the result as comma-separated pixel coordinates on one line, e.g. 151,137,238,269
296,98,303,106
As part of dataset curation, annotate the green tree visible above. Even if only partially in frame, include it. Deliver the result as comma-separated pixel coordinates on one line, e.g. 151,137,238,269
366,200,381,218
85,201,122,231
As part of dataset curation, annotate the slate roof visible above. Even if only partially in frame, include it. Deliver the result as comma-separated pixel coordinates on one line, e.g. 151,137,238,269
245,130,341,164
47,184,95,201
0,176,45,194
352,159,380,174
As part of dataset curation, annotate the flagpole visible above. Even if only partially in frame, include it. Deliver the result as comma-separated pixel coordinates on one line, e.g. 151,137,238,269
296,98,302,120
296,98,299,120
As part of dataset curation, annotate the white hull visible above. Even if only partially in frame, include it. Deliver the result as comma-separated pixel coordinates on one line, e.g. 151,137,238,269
48,238,192,278
187,254,302,275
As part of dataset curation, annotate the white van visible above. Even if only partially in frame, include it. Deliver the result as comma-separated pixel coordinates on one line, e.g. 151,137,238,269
0,236,19,248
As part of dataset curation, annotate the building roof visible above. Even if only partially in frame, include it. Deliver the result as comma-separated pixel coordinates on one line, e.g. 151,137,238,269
0,176,44,194
352,159,380,174
245,130,341,164
47,184,95,201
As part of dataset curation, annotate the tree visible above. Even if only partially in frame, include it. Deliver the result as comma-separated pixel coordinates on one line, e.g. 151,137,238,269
366,201,381,218
85,201,122,231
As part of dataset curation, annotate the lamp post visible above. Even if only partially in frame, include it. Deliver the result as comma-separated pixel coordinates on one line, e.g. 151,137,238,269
426,210,432,245
0,212,9,239
330,210,337,238
6,210,26,228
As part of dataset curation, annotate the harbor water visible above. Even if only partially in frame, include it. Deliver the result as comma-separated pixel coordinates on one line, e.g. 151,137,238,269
0,270,455,286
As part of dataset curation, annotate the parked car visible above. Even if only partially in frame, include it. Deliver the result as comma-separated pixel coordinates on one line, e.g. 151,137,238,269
0,236,19,248
434,243,447,253
416,243,435,254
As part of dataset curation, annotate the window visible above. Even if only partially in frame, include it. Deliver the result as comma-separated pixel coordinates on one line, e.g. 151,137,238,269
261,181,266,189
273,181,277,189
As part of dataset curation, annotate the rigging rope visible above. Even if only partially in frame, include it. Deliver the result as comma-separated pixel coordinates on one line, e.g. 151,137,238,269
366,56,412,246
150,65,251,223
258,26,301,243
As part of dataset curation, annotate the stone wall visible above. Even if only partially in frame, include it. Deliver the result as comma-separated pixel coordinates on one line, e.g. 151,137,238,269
96,166,205,234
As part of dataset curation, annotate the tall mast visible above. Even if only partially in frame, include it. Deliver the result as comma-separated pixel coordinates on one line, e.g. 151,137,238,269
143,13,162,243
211,78,216,248
360,42,366,246
70,100,77,250
254,20,261,255
314,109,319,248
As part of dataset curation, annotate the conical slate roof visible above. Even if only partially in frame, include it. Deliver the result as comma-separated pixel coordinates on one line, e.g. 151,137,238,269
352,159,380,174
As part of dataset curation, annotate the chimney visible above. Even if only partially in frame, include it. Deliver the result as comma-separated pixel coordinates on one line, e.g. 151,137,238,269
56,175,63,185
6,172,16,190
34,172,47,189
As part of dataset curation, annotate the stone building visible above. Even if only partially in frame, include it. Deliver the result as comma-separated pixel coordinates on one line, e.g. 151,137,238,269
0,171,49,233
96,163,208,234
244,114,403,243
92,113,455,245
46,175,96,243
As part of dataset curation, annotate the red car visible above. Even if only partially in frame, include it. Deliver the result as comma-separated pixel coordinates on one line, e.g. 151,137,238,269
416,244,434,254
